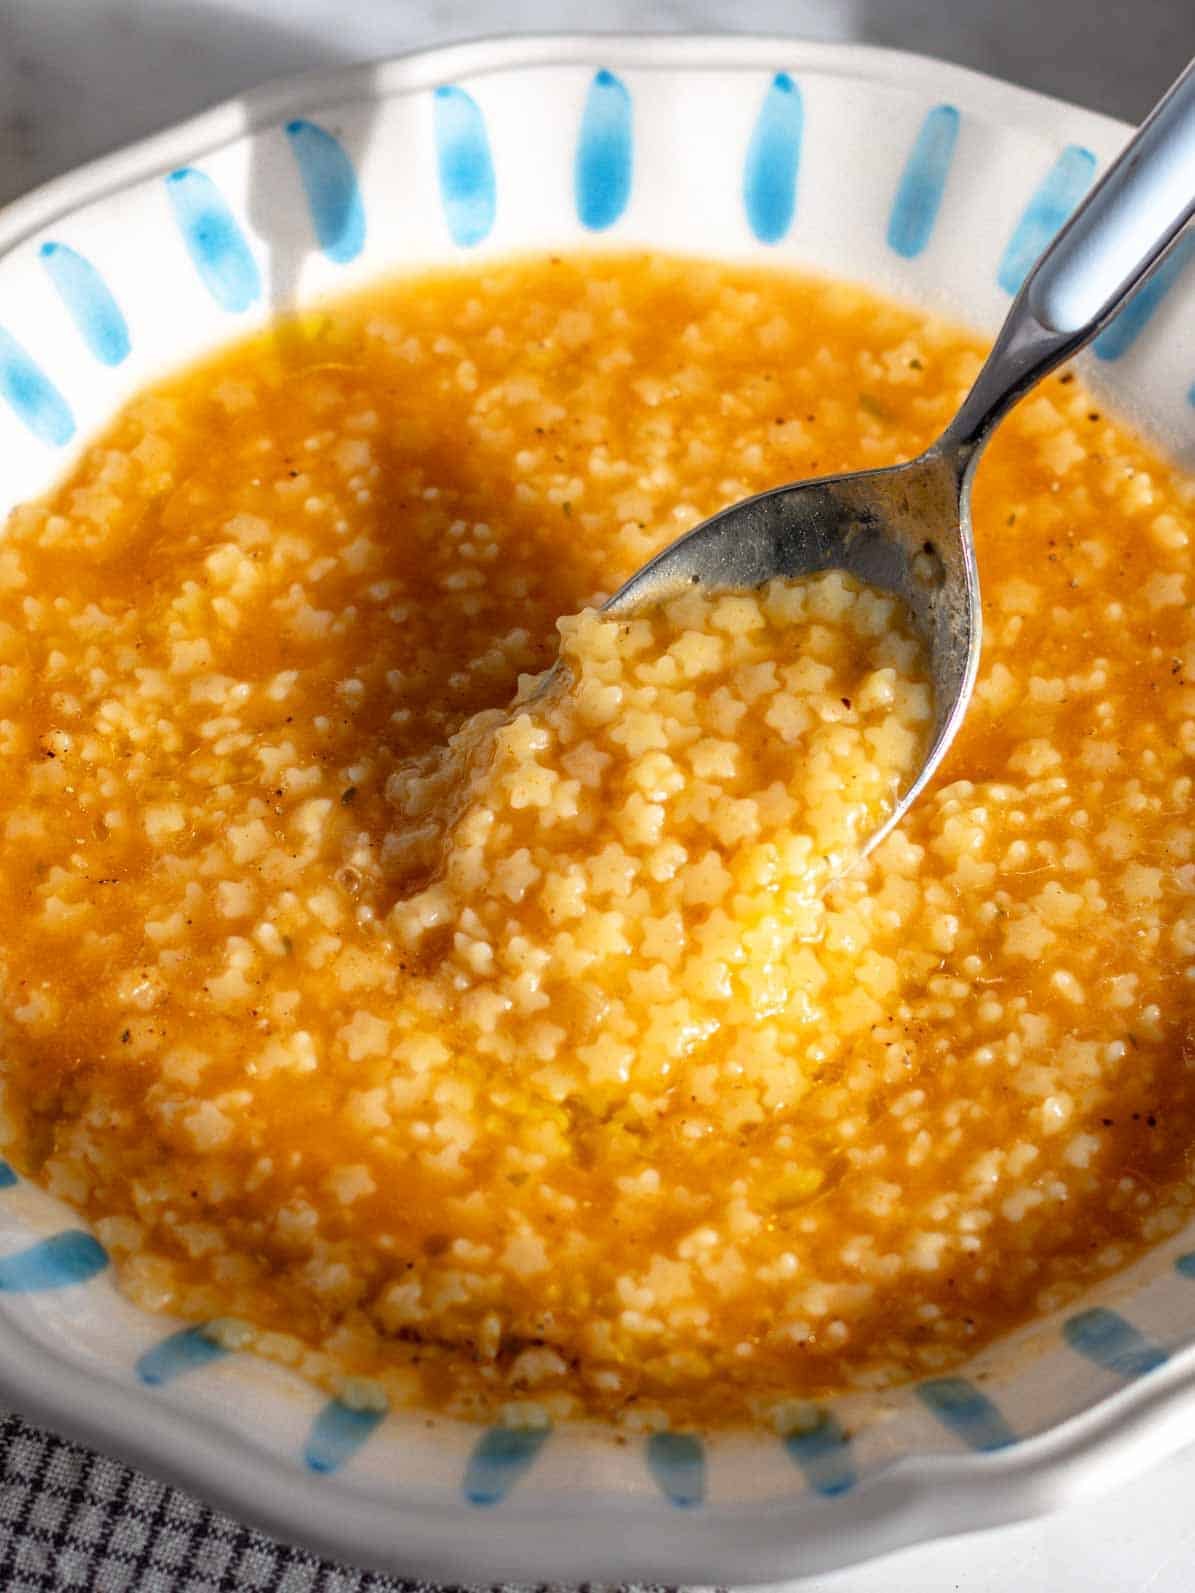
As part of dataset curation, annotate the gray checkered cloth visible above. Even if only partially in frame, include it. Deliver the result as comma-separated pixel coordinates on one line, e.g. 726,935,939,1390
0,1409,416,1590
3,1409,670,1592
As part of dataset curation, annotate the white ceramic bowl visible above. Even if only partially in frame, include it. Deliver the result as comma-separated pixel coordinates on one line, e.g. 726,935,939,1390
2,33,1194,1586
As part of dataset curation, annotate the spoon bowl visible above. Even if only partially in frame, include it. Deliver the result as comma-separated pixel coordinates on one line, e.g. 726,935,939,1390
608,447,976,850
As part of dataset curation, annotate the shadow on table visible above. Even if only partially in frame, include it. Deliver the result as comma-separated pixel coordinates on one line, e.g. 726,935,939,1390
0,0,359,208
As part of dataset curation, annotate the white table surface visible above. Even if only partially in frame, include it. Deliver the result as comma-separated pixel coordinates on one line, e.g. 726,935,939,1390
2,1,1195,1588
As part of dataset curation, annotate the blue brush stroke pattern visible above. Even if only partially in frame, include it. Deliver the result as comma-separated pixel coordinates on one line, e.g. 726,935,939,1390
646,1431,705,1508
917,1377,1016,1451
575,69,633,231
783,1411,856,1496
887,105,960,259
1094,232,1195,361
1189,383,1195,409
744,73,802,244
165,168,261,313
1177,1249,1195,1277
434,86,496,247
0,1161,17,1190
284,119,366,265
997,145,1097,296
304,1399,386,1474
0,326,75,446
39,242,131,366
136,1325,231,1386
0,1231,107,1292
1063,1307,1168,1378
463,1424,550,1506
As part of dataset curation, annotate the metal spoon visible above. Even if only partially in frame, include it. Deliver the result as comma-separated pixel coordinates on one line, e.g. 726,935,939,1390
605,59,1195,850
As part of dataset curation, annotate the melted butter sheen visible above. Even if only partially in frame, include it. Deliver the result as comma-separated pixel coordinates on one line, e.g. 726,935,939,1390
1,254,1195,1430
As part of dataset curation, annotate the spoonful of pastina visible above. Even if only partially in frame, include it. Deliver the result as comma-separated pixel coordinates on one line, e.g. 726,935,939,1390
599,57,1195,853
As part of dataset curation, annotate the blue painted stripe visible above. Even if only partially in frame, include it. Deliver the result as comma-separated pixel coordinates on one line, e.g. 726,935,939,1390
1063,1307,1168,1378
783,1411,856,1496
39,242,130,365
1189,383,1195,409
1177,1249,1195,1277
0,1231,107,1291
165,168,261,313
1094,231,1195,361
0,327,74,446
304,1399,386,1474
575,68,633,231
887,105,960,259
284,119,365,265
646,1431,705,1508
0,1161,17,1190
917,1377,1016,1451
136,1325,231,1386
463,1424,550,1506
997,145,1097,296
744,72,803,244
433,85,496,248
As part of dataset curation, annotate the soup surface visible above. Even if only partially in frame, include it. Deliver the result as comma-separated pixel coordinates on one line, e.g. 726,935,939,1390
2,254,1194,1431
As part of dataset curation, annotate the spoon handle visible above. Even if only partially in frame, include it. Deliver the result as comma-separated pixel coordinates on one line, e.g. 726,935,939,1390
939,56,1195,463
